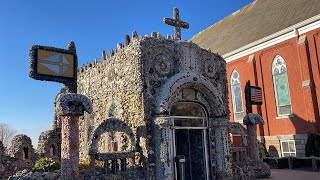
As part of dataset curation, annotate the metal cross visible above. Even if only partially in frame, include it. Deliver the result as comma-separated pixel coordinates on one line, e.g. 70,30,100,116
164,7,189,40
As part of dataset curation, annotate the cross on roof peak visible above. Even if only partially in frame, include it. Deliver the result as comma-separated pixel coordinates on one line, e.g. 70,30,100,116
164,7,189,40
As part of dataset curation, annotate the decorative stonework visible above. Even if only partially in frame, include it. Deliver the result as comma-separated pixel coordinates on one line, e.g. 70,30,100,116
36,129,61,159
55,93,93,179
55,93,93,116
7,134,36,170
154,53,171,76
156,72,227,117
243,113,264,125
60,116,80,179
75,34,231,179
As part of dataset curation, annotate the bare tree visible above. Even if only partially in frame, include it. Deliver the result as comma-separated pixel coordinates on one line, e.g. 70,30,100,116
0,123,16,147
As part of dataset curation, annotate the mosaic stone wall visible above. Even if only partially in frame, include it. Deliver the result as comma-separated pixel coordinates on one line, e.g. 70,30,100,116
77,35,145,163
77,33,229,179
7,134,36,170
36,129,61,159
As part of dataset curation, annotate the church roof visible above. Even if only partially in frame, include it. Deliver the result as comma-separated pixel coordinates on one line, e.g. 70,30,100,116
191,0,320,55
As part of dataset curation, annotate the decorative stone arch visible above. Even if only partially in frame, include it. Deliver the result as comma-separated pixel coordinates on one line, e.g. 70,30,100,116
154,72,230,180
88,118,141,176
89,118,135,155
156,72,227,118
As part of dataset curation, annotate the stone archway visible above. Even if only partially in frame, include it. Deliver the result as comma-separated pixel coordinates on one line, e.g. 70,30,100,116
156,72,227,118
88,118,142,178
89,118,135,155
154,72,230,180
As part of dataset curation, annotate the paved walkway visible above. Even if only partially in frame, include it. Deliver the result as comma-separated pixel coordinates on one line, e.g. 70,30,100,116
262,169,320,180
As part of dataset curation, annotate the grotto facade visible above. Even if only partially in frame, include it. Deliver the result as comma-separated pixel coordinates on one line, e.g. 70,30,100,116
75,32,232,180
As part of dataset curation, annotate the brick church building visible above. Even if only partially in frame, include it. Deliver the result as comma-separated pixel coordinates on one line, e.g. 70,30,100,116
192,0,320,157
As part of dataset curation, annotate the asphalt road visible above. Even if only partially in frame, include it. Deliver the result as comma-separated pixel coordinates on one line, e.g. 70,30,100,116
261,169,320,180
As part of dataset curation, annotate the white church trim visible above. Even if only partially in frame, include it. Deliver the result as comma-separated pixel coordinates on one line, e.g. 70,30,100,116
224,14,320,62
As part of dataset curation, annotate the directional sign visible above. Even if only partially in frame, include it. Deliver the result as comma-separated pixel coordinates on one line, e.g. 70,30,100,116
37,49,74,77
29,44,77,85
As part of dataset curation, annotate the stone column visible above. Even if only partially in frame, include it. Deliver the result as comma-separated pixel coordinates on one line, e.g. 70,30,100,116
212,119,231,180
243,114,262,160
247,124,259,160
243,113,271,178
61,116,80,178
155,116,174,180
56,93,93,180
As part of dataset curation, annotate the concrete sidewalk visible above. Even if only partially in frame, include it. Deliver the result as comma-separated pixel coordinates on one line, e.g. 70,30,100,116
261,169,320,180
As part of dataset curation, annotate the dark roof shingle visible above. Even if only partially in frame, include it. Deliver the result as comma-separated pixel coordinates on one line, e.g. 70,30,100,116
192,0,320,55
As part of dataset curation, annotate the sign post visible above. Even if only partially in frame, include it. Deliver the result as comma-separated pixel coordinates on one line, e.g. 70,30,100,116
244,80,264,159
243,81,270,178
29,42,92,179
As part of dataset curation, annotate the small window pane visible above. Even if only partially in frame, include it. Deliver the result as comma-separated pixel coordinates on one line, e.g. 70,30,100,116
234,113,244,122
289,142,295,152
282,142,289,152
279,106,292,115
174,118,204,127
281,141,296,157
170,102,205,117
283,153,291,157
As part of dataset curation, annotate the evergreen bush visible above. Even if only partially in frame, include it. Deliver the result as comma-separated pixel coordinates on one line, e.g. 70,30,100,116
33,157,60,172
305,133,320,157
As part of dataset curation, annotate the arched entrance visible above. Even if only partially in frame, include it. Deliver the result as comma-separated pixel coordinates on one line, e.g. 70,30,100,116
170,102,209,180
154,72,230,180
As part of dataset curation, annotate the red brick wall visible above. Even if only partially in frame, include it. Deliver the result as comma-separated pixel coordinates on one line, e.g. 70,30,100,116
227,29,320,137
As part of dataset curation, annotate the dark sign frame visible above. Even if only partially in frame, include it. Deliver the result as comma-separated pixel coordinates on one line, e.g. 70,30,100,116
245,80,263,114
29,44,77,85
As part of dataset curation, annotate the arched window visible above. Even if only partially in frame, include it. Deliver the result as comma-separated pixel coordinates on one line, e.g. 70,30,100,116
23,147,29,160
272,55,292,116
50,144,56,156
230,70,244,122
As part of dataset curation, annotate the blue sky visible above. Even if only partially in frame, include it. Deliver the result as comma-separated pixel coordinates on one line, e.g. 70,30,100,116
0,0,252,147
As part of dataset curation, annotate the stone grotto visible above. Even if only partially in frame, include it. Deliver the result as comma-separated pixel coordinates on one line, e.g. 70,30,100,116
0,8,271,180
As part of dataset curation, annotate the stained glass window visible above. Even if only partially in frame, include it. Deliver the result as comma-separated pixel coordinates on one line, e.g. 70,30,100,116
231,70,244,122
272,55,292,116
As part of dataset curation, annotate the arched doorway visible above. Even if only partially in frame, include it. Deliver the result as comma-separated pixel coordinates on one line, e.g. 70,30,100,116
170,102,209,180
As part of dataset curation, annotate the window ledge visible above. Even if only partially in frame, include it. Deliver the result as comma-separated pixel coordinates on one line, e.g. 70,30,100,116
234,120,243,124
276,114,294,120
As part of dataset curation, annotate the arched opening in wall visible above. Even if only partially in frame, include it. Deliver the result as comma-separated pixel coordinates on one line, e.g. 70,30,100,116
23,147,29,160
112,141,118,152
50,144,56,156
170,102,209,180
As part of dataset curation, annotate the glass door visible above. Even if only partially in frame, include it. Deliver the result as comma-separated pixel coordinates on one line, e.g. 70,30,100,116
170,102,209,180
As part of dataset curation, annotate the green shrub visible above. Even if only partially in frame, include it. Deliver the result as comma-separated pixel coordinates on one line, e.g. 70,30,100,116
79,158,103,170
305,133,320,157
34,157,60,172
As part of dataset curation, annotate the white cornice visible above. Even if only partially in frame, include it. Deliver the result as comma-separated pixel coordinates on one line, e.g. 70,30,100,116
223,14,320,62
